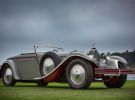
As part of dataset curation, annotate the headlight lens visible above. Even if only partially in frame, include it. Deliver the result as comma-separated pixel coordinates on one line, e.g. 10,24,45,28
88,55,94,59
106,56,111,60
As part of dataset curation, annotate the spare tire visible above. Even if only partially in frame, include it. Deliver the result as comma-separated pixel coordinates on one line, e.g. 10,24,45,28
40,52,61,76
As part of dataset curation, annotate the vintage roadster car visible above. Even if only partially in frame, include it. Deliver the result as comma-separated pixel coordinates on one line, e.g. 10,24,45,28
0,45,135,89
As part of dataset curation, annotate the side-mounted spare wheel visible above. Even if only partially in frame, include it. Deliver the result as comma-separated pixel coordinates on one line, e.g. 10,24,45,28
39,52,61,86
103,62,127,88
66,59,93,89
2,64,16,86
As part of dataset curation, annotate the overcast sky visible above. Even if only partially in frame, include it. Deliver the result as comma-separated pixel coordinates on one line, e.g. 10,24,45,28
0,0,135,63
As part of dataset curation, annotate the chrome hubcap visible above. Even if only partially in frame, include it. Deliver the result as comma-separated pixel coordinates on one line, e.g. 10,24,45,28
4,68,13,83
70,64,85,85
43,57,55,75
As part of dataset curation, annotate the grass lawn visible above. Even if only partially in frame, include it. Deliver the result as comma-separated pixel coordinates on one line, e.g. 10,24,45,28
0,80,135,100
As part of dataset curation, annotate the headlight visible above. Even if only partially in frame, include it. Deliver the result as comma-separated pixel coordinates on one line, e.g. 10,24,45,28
106,56,111,60
88,55,94,59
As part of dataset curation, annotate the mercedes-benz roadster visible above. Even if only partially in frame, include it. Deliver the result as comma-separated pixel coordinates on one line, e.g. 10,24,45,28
0,45,135,89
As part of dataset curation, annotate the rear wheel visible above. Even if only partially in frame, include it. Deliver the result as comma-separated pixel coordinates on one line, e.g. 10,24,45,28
2,64,16,86
66,59,93,89
103,62,127,88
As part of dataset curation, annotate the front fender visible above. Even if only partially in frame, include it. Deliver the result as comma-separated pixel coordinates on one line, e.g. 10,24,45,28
111,56,127,64
34,53,98,81
1,60,20,80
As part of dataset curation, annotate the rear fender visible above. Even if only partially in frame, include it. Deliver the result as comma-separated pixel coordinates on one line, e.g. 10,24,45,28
1,60,20,80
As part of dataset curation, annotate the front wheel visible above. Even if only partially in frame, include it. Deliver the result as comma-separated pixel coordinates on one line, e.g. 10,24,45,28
66,59,93,89
103,62,127,88
2,64,16,86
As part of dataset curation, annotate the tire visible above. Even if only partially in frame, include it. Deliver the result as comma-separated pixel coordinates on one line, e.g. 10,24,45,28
40,52,61,76
37,80,48,86
103,62,127,88
66,59,93,89
2,64,16,86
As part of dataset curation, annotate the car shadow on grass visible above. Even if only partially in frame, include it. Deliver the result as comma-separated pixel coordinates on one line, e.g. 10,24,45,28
2,84,107,90
0,82,125,90
40,85,108,90
0,84,126,91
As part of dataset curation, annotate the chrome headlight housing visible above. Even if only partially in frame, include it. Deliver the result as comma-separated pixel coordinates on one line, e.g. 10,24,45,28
88,54,94,59
106,56,111,60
